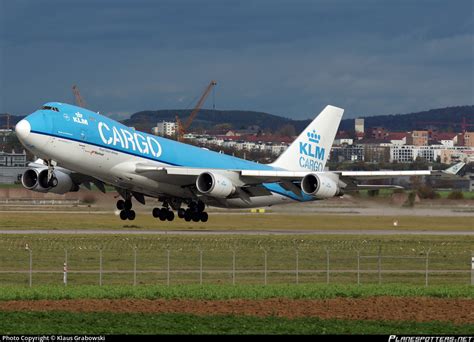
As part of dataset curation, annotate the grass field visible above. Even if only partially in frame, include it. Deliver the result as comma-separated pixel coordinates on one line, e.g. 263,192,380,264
0,207,472,286
0,284,472,301
1,311,472,335
0,211,473,230
0,234,472,286
0,203,472,335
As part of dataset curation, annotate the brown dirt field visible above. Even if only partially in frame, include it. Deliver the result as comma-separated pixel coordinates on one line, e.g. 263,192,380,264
0,297,472,324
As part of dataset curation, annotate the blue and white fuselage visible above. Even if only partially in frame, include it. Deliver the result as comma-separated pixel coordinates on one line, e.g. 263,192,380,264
16,102,333,208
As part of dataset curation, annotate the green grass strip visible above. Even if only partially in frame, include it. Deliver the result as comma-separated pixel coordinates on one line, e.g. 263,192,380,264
1,312,472,335
0,284,472,301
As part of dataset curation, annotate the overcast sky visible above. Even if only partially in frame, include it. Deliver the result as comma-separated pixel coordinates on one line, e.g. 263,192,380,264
1,0,472,120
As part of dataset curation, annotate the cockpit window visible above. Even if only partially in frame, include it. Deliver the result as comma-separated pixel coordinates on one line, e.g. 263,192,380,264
40,106,59,112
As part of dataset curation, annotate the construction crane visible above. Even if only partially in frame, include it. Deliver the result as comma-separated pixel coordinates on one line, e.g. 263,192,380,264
417,117,474,133
176,80,217,141
72,84,86,108
0,114,10,130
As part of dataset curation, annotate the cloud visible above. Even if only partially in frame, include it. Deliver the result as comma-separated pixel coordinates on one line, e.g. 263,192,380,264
1,0,472,119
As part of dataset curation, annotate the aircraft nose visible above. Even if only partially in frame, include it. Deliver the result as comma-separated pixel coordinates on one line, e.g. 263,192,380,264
15,119,31,141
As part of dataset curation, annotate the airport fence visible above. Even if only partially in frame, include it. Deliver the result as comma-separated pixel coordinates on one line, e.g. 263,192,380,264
0,244,472,287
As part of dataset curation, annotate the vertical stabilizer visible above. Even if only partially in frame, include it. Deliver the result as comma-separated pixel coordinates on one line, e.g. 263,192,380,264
271,105,344,171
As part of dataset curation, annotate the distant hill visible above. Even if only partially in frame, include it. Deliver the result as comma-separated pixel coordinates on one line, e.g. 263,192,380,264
338,105,474,132
2,105,473,134
122,109,305,133
124,105,474,134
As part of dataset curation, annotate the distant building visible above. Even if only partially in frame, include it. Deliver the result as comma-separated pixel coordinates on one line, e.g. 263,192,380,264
439,140,454,148
390,145,472,163
355,118,364,134
429,132,457,145
152,121,176,137
386,132,407,146
464,132,474,147
439,149,467,164
371,127,389,140
0,149,27,167
390,145,425,163
406,130,428,146
363,144,390,163
0,149,28,184
333,138,353,146
330,145,364,162
0,129,13,143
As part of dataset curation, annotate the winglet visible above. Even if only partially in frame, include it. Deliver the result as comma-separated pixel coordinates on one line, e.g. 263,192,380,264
442,162,466,176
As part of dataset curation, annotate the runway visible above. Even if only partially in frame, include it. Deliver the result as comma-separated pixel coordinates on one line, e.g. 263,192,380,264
0,229,472,236
0,207,473,216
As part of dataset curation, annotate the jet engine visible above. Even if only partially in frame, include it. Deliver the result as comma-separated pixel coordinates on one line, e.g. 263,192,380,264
301,173,342,199
196,172,235,198
21,168,79,194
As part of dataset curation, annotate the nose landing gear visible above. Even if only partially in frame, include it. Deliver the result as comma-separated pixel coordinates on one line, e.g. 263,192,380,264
45,159,58,188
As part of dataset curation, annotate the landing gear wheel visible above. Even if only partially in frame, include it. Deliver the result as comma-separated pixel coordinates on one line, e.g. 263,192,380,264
152,208,160,218
159,208,168,221
127,210,136,220
192,213,200,222
197,201,205,213
184,210,192,222
124,200,132,211
166,210,175,221
117,200,125,210
200,212,208,222
119,210,128,220
177,208,185,219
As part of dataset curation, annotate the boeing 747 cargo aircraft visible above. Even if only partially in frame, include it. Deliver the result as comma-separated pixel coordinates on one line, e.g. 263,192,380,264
15,103,464,222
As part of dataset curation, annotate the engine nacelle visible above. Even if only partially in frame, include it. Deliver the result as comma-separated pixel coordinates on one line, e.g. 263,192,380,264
301,173,342,199
196,172,235,198
21,168,49,193
21,168,79,194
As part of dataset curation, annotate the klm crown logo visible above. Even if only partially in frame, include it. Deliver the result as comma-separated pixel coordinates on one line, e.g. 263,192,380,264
307,130,321,144
298,128,326,171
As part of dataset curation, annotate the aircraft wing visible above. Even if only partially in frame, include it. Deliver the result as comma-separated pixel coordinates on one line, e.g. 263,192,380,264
240,169,431,180
241,161,465,182
137,165,434,181
135,164,425,190
135,161,465,198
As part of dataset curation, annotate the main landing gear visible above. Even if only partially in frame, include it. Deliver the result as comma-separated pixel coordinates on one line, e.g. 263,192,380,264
152,207,175,221
117,198,136,220
116,196,209,223
178,200,208,223
151,200,208,223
